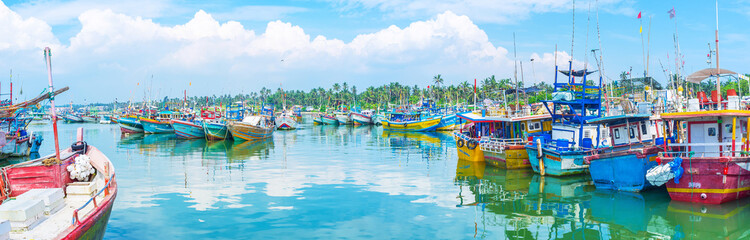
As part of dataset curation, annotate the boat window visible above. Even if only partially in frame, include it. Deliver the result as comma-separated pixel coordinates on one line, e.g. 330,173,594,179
614,129,620,139
708,127,716,137
726,124,732,134
629,127,635,138
584,130,591,138
521,123,526,131
641,122,647,135
535,123,540,130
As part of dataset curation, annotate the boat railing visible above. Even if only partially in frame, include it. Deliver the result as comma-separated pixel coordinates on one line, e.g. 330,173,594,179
660,142,749,158
479,138,526,153
71,172,116,226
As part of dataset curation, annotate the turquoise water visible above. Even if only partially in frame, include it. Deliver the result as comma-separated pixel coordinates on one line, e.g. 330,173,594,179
18,121,750,239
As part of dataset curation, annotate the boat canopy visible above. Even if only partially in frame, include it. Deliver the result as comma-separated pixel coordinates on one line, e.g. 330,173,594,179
685,68,738,83
587,114,651,125
558,69,597,77
660,110,750,120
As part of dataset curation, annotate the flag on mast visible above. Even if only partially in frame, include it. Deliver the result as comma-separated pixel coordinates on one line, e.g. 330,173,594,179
668,8,675,19
637,12,641,19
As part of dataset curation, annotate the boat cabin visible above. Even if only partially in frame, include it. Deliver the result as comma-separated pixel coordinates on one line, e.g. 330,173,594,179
386,112,429,122
587,114,654,148
226,102,245,121
661,111,750,158
457,111,552,142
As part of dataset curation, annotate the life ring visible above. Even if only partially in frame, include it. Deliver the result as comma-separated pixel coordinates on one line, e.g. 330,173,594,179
457,139,465,148
466,140,478,150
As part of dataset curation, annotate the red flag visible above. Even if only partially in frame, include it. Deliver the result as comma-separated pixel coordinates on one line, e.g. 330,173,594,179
473,79,476,93
637,12,641,19
668,8,675,19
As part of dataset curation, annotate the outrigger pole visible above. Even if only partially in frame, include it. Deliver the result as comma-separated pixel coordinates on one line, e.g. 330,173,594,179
44,47,61,160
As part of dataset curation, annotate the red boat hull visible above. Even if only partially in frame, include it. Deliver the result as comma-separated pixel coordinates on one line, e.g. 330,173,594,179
60,188,117,240
664,157,750,204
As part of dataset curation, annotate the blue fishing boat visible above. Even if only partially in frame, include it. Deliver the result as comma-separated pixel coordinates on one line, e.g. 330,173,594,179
525,64,604,176
118,114,144,133
172,119,205,139
584,114,662,192
140,111,178,134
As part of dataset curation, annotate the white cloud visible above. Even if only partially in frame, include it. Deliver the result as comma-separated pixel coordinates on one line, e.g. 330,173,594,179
0,2,58,51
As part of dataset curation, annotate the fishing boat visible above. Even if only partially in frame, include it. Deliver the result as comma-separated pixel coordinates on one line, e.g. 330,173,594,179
139,111,177,134
645,78,750,204
525,66,604,176
98,115,111,124
117,114,144,133
320,113,339,125
381,112,442,132
227,116,274,141
350,110,373,125
81,115,98,123
61,112,83,123
171,119,205,139
372,113,386,126
335,112,351,125
275,112,298,130
0,47,119,239
292,105,303,122
312,113,323,125
584,114,662,192
456,108,552,169
435,113,462,131
201,106,230,140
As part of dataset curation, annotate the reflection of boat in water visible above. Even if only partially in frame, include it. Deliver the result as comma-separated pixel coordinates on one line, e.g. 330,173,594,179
666,197,750,239
171,138,207,156
202,140,231,158
589,189,671,237
381,131,451,145
225,138,274,162
117,133,144,147
455,159,486,183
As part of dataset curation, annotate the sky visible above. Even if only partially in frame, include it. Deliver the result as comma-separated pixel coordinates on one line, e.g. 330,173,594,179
1,0,749,103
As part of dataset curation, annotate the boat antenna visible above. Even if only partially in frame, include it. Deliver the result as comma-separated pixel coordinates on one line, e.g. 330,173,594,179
593,0,610,114
714,0,721,110
44,47,61,160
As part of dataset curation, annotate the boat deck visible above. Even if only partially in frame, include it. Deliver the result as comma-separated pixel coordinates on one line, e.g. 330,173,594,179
9,176,106,239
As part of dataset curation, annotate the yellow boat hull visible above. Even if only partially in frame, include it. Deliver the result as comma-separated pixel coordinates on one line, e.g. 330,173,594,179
455,135,484,162
381,118,441,132
484,145,531,169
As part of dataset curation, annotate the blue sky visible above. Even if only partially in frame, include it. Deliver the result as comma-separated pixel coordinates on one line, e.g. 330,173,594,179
1,0,749,103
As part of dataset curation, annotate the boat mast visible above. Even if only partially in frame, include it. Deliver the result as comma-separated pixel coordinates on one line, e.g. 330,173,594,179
513,32,519,114
714,0,721,110
44,47,61,160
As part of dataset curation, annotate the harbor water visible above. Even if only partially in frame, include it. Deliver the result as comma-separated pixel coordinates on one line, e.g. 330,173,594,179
13,120,750,239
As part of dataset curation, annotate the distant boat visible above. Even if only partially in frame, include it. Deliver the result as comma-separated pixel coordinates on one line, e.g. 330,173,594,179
335,112,351,125
320,114,339,125
350,110,373,125
227,116,274,141
381,112,441,132
372,114,386,126
171,119,205,139
61,113,83,123
201,106,229,140
118,115,144,133
275,112,298,130
312,114,323,125
139,112,175,134
81,115,98,123
98,115,111,124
